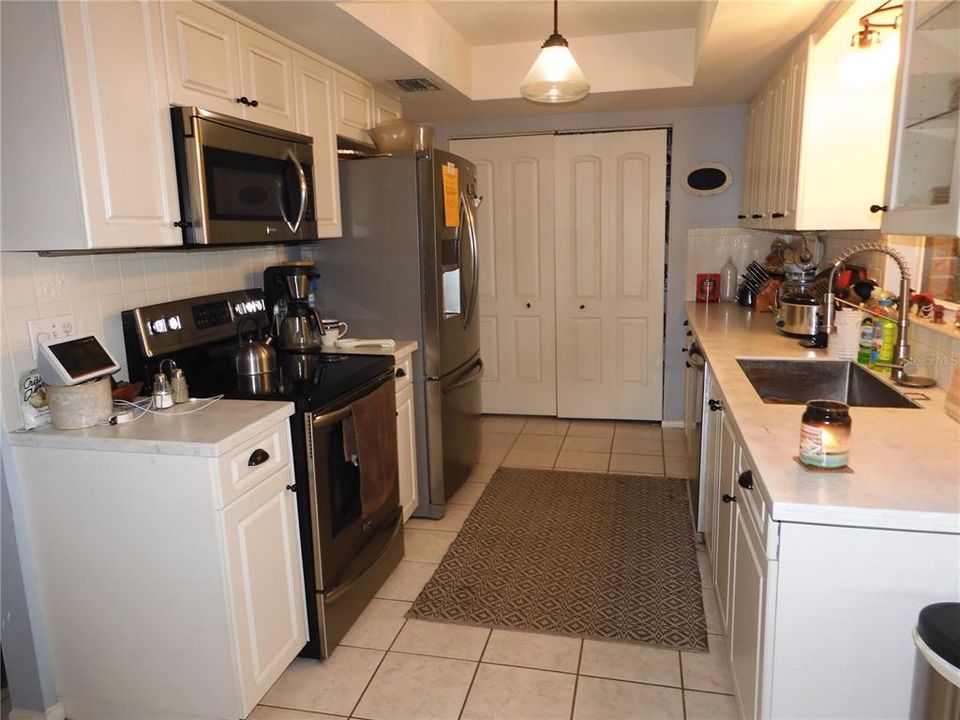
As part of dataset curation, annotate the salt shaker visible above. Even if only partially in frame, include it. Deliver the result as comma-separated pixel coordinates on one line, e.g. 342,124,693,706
170,368,189,404
152,372,174,409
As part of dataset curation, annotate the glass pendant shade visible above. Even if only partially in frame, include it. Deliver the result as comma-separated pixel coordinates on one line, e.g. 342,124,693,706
520,41,590,103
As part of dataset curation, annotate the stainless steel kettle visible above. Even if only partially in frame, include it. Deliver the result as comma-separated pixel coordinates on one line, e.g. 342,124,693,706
234,317,277,376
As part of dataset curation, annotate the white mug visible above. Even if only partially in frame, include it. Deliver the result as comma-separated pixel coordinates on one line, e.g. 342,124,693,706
320,320,349,346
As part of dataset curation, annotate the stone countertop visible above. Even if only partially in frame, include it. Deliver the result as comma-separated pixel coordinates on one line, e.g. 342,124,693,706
8,399,294,458
321,340,418,361
686,302,960,533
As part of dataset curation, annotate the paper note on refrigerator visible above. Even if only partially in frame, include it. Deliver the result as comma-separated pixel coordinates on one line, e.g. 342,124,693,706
442,162,459,227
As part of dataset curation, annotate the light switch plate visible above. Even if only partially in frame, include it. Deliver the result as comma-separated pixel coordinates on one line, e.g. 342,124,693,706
27,315,76,360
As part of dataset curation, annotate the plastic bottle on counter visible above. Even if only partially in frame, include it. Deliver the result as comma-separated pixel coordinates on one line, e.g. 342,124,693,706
719,257,738,303
857,318,875,365
873,316,896,366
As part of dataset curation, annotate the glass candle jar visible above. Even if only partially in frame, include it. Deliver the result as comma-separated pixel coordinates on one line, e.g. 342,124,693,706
799,400,852,469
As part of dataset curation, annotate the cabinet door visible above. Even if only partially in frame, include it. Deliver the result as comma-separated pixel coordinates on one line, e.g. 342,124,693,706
374,91,402,125
715,416,738,629
221,468,306,715
294,52,341,238
731,507,766,720
162,2,241,117
396,382,419,521
740,99,759,226
702,381,723,559
882,0,960,236
59,1,181,249
237,23,296,132
334,70,373,143
780,47,807,230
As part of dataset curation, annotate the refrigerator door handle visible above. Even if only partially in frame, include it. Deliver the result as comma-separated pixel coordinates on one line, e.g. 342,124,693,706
457,193,470,328
443,358,484,393
465,194,480,327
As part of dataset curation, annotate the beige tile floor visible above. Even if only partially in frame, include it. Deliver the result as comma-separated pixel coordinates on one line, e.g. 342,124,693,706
255,416,735,720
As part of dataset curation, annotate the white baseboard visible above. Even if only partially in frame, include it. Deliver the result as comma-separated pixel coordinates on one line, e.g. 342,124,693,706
10,702,66,720
661,420,685,428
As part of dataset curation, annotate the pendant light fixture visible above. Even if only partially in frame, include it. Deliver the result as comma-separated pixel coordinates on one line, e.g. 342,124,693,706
520,0,590,104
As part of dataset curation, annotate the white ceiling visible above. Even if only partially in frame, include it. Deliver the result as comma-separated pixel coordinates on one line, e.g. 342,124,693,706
427,1,704,45
224,0,845,122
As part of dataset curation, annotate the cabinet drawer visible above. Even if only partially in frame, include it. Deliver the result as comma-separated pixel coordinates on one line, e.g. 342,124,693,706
393,354,413,392
736,452,768,547
216,422,291,508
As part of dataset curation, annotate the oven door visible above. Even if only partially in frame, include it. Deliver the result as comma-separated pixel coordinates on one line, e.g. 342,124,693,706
306,372,404,655
173,108,317,244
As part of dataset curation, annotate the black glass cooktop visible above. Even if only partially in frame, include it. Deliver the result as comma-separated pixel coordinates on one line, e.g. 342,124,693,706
190,350,394,412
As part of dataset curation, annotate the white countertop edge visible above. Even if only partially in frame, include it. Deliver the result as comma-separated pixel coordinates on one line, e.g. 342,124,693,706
771,502,960,534
7,400,295,458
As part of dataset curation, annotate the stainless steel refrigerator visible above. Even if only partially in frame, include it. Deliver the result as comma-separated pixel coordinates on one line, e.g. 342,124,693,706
316,149,482,518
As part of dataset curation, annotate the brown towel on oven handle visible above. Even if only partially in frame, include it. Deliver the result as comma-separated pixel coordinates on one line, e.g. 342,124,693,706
344,379,398,521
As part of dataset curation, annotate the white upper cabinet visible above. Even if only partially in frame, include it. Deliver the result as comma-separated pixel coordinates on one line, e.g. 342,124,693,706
237,23,296,132
161,1,241,116
294,51,341,237
162,3,296,131
881,0,960,237
1,1,181,251
374,91,403,126
740,1,898,232
334,70,374,143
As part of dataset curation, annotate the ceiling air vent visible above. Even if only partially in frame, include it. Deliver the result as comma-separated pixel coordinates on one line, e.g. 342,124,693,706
393,78,441,93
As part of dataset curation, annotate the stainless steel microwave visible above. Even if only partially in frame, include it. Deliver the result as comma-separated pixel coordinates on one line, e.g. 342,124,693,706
170,107,318,245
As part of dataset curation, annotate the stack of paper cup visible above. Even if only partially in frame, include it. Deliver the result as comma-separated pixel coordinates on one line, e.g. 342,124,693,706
828,308,864,360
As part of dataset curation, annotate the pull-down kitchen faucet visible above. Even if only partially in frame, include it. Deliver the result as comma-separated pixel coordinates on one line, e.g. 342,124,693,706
822,242,935,388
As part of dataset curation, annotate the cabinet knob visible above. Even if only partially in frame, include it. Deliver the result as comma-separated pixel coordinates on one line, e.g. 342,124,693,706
683,320,689,327
737,470,754,490
685,361,691,368
686,330,692,337
526,302,531,308
173,220,192,228
248,448,270,466
236,96,251,106
579,304,586,310
722,493,737,503
751,214,763,219
709,399,723,412
772,212,785,218
248,99,259,108
737,214,747,219
869,204,888,213
286,483,298,493
395,367,406,378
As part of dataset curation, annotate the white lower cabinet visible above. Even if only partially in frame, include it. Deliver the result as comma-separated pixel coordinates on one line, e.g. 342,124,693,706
393,353,419,520
698,352,957,719
12,417,306,720
221,468,306,712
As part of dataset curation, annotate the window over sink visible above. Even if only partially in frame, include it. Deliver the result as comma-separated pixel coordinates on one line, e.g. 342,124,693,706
920,236,960,303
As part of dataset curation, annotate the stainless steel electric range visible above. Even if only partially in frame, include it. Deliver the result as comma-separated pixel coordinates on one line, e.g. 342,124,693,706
122,289,404,659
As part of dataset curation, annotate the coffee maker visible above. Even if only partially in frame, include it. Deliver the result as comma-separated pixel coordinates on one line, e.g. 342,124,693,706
263,263,326,351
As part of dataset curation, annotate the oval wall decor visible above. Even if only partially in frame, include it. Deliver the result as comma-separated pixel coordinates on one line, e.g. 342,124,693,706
682,162,732,196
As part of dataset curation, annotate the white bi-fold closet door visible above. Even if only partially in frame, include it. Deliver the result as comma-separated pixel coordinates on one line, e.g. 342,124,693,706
451,129,667,421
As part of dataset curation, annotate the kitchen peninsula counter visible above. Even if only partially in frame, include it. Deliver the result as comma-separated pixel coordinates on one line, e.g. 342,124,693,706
686,302,960,534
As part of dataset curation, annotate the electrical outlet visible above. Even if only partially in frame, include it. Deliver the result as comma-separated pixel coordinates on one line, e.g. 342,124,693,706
27,315,76,360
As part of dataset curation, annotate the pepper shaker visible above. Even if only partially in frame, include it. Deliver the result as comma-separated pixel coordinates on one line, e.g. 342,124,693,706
170,368,189,404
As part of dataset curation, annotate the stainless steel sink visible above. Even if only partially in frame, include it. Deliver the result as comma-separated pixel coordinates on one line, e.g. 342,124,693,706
736,359,921,409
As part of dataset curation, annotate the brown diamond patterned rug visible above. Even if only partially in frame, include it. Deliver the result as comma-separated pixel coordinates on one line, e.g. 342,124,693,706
407,467,708,652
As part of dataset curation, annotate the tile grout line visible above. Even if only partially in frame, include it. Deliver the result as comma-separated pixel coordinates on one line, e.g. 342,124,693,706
679,649,688,720
455,629,493,720
569,638,585,720
346,604,411,719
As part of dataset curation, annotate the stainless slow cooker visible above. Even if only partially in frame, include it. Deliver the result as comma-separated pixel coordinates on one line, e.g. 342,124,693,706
776,293,820,338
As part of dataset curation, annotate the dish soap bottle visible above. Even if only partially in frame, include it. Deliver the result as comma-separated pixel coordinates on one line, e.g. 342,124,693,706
719,257,738,303
857,318,875,365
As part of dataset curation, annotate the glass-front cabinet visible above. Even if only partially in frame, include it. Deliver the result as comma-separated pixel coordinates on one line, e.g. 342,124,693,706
882,0,960,236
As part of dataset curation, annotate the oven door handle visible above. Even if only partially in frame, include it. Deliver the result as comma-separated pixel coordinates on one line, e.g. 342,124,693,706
324,513,403,604
312,404,352,429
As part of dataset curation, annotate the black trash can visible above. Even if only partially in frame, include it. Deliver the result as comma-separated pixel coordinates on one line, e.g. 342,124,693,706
911,603,960,720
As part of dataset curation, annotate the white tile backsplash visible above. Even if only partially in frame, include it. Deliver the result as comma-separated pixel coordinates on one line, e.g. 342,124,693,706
684,227,775,300
0,246,288,430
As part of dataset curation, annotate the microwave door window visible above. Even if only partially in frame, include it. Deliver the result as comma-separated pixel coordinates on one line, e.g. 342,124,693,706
203,146,287,222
